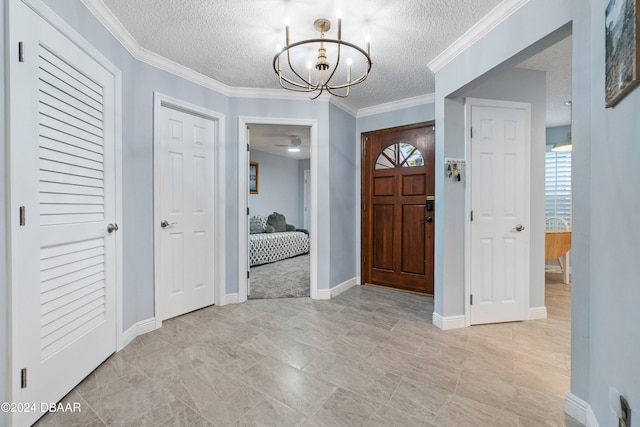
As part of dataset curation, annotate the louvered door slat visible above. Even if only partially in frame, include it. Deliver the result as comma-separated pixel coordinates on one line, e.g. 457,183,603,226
40,170,104,188
40,272,105,305
40,181,104,197
40,136,104,163
38,78,103,121
39,103,103,138
40,123,103,155
39,45,103,99
39,114,103,146
39,91,103,130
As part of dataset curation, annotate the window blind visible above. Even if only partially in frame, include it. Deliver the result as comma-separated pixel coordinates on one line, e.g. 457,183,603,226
545,151,572,229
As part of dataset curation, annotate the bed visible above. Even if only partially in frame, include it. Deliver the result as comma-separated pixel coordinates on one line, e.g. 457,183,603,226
250,214,309,266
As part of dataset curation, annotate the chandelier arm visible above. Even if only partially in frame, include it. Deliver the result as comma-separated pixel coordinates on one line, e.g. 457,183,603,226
325,83,350,98
285,48,313,87
278,73,322,92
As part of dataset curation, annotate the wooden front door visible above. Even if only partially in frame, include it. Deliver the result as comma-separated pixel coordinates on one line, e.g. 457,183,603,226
362,123,435,294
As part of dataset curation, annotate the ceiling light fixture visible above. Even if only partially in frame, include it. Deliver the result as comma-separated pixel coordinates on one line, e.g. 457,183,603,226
551,133,572,152
273,11,372,99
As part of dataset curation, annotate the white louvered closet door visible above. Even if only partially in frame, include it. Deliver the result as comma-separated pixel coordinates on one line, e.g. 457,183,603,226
9,2,117,426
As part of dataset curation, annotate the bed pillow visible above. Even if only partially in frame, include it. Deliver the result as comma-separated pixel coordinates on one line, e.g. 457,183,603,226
266,212,287,232
249,217,265,234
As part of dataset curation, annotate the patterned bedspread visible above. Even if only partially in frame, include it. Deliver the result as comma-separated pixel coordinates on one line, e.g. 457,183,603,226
250,231,309,266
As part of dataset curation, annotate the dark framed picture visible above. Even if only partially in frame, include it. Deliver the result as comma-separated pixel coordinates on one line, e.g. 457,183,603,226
605,0,640,107
249,162,259,194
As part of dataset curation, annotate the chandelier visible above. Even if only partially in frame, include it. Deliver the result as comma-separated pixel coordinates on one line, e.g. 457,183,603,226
273,12,372,99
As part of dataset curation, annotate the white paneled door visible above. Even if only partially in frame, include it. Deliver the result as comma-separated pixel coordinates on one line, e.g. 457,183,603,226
157,105,216,320
9,2,119,426
469,100,530,325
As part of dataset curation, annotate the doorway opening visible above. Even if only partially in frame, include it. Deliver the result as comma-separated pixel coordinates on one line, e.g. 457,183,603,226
238,117,319,302
247,124,311,299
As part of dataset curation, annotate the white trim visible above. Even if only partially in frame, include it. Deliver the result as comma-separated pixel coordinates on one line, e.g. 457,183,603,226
220,293,240,306
316,289,331,300
464,97,531,327
357,94,435,118
432,313,466,330
153,93,226,326
565,393,588,425
427,0,530,73
528,306,547,320
238,117,319,302
565,393,601,427
119,318,158,351
331,277,358,297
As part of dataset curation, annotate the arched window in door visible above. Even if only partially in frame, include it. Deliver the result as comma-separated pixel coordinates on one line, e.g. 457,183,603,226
375,142,424,169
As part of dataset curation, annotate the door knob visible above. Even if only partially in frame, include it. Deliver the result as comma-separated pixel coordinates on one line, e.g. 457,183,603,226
161,220,177,228
513,224,525,232
107,223,119,233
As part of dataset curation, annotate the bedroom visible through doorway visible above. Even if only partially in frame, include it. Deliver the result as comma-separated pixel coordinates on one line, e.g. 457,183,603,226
247,124,311,299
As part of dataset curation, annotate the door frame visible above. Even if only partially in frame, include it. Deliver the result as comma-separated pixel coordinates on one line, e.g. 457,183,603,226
6,0,123,418
464,97,531,327
360,121,435,289
238,117,319,301
153,93,226,325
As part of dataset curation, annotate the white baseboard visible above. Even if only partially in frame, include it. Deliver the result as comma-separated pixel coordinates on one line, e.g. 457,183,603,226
529,306,548,320
315,288,331,300
220,293,239,306
432,312,466,330
331,277,358,297
565,393,600,427
118,317,157,351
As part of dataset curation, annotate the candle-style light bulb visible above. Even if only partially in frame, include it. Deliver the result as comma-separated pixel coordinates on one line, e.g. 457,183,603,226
307,61,313,86
346,58,352,83
365,34,371,55
337,10,342,40
285,17,290,46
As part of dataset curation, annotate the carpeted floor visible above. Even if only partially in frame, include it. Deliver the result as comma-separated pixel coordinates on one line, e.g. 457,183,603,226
249,254,310,299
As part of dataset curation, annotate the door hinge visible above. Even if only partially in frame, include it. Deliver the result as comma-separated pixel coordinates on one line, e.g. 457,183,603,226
363,255,366,264
470,127,473,139
470,210,473,222
247,271,250,279
19,206,26,226
18,42,24,62
247,144,250,152
470,294,473,306
362,201,366,212
247,207,250,215
21,368,27,388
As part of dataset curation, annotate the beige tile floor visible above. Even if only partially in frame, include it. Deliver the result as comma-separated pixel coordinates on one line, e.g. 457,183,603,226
35,274,581,427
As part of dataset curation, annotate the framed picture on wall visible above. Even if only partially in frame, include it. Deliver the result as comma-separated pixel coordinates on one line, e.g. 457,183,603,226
605,0,640,107
249,162,259,194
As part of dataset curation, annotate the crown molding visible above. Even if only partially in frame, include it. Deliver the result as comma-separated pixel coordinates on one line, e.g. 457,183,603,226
427,0,530,73
80,0,417,119
80,0,232,96
357,93,435,118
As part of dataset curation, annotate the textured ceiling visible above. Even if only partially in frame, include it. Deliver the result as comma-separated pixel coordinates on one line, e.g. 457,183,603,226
248,124,311,160
99,0,571,125
518,36,573,127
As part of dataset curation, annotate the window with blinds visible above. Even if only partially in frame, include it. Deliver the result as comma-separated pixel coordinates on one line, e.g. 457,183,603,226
545,151,572,229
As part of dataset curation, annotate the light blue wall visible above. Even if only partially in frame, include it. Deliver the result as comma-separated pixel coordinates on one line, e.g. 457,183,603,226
441,67,548,314
1,1,7,424
329,104,357,286
356,103,435,135
546,125,571,147
249,149,301,226
586,0,640,423
298,158,311,228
